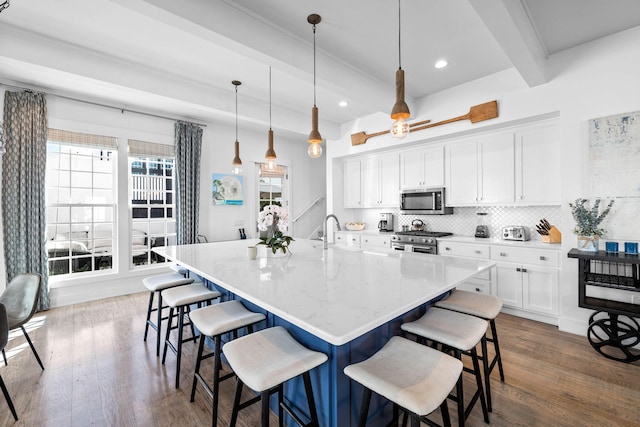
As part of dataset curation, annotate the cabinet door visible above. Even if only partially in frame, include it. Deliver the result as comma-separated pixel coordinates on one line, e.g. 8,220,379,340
494,262,523,308
422,145,445,187
361,157,380,207
516,124,561,205
446,139,478,206
343,159,362,208
379,153,400,206
522,264,558,315
478,133,515,204
400,148,424,189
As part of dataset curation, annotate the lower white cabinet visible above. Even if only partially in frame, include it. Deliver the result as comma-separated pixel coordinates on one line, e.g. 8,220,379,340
361,234,392,250
439,240,560,322
334,232,391,251
334,232,361,247
491,245,559,318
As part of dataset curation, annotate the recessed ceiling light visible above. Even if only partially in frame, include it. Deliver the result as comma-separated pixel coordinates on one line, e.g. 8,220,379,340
338,101,349,107
435,60,448,69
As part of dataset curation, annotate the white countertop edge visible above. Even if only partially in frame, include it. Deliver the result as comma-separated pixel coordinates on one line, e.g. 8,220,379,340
438,235,562,250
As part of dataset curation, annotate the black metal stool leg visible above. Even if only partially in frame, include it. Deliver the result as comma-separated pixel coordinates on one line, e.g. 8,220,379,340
212,336,223,427
190,336,206,402
278,384,284,427
480,335,492,412
440,399,451,427
490,319,505,381
302,371,320,426
261,391,270,427
162,307,174,364
156,292,164,357
470,348,489,423
230,380,244,427
143,291,154,342
175,306,185,388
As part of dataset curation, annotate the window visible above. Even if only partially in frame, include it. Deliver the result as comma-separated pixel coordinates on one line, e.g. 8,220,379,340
45,130,117,276
129,140,176,267
257,163,289,234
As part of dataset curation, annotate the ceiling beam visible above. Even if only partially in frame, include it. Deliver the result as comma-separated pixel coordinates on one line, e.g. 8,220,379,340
468,0,548,87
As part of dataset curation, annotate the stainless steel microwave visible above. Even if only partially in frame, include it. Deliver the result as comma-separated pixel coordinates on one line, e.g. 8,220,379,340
399,187,453,215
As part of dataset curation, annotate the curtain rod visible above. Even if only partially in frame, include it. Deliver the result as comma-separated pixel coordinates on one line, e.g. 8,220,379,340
0,81,208,128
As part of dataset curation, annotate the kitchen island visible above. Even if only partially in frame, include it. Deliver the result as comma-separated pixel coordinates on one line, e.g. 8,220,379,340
154,239,495,426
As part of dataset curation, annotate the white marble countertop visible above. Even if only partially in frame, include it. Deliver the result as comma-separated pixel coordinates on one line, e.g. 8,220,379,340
154,239,495,346
439,235,562,250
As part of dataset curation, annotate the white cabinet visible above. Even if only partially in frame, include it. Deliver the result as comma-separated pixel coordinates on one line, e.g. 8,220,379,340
491,246,559,317
400,145,444,189
445,133,515,206
515,123,561,205
361,234,392,250
334,232,361,247
343,159,362,208
361,153,399,207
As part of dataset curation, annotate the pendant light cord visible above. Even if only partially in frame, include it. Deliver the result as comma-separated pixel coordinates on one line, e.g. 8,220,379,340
313,23,317,108
398,0,402,70
234,84,238,141
269,66,272,130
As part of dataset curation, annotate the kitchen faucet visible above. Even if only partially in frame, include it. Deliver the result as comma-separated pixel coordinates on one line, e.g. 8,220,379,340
323,214,341,249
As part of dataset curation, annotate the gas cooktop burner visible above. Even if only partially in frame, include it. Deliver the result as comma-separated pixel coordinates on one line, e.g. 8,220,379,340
395,231,453,237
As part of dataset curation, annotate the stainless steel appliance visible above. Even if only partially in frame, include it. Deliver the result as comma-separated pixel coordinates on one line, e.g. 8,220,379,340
378,213,394,232
391,231,453,254
399,187,453,215
501,226,529,241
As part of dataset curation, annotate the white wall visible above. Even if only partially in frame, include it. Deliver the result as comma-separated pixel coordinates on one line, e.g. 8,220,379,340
326,26,640,336
0,89,326,306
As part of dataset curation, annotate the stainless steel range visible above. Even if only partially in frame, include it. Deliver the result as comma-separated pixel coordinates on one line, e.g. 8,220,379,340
391,231,453,254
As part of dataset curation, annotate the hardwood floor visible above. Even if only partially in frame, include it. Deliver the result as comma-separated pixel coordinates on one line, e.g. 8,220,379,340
0,292,638,426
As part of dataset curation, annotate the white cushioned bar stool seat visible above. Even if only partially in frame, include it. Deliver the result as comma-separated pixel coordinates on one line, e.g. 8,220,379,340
143,273,194,357
161,283,221,388
344,336,462,427
435,290,505,411
223,326,328,427
189,301,266,427
401,307,490,427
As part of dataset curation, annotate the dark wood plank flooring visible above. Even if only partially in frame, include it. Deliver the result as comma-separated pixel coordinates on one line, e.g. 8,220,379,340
0,292,638,426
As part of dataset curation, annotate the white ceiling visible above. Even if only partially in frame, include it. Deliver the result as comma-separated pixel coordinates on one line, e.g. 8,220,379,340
1,0,640,139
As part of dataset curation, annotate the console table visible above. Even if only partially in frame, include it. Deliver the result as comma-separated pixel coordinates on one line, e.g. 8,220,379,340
567,249,640,362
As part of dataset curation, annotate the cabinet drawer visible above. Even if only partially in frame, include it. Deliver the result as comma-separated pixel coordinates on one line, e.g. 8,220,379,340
490,246,559,267
456,281,490,295
438,241,490,259
335,232,360,246
361,234,391,249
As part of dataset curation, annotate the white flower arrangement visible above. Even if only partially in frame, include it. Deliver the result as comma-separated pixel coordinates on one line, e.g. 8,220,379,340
256,204,293,254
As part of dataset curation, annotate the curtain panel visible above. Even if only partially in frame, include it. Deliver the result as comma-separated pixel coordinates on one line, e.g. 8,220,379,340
2,91,49,310
174,121,202,245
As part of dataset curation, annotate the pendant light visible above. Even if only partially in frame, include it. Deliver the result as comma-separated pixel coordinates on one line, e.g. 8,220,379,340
231,80,243,175
390,0,410,139
307,13,323,159
265,66,277,170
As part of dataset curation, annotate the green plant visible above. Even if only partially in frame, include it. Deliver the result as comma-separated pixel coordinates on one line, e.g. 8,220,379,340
568,198,614,237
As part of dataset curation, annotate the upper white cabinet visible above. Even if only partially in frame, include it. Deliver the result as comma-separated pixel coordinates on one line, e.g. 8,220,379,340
362,153,400,207
515,123,561,205
445,133,515,206
343,158,362,208
344,153,399,209
400,145,444,189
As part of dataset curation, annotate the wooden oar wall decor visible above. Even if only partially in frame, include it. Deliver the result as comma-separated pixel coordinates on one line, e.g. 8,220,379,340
350,100,499,146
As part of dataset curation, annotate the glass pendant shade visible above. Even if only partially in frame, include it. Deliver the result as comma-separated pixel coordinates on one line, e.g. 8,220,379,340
308,142,322,158
390,119,409,139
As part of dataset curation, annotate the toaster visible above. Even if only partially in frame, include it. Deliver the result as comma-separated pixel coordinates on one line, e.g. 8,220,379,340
501,226,530,241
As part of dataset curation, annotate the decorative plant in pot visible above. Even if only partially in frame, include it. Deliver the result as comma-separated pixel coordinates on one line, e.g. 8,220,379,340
569,198,614,252
256,204,294,257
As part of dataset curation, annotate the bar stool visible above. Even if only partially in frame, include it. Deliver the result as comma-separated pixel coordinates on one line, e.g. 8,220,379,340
143,273,194,356
435,290,505,411
401,307,490,427
223,326,328,427
161,283,221,388
189,300,266,427
344,336,462,427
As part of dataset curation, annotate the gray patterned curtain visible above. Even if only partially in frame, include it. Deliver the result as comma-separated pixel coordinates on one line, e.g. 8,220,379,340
2,91,49,310
174,121,203,245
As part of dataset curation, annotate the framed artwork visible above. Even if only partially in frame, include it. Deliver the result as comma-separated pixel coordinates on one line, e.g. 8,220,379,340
212,173,243,205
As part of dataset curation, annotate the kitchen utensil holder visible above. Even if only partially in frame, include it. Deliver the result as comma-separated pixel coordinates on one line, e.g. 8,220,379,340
541,226,562,243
